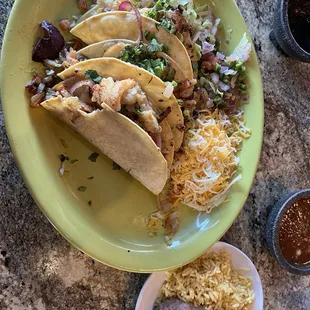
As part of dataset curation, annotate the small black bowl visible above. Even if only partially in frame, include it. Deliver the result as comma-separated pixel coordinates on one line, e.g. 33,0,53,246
266,189,310,275
270,0,310,62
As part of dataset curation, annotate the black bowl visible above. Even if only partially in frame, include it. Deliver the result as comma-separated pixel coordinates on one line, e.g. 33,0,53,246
270,0,310,62
266,189,310,275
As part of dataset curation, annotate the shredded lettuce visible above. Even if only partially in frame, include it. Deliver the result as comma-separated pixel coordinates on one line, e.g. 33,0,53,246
227,33,251,63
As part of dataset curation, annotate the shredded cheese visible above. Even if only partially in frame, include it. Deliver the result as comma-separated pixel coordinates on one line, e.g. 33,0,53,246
170,109,251,212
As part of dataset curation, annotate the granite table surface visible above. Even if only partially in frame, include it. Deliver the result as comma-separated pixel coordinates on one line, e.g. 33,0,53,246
0,0,310,309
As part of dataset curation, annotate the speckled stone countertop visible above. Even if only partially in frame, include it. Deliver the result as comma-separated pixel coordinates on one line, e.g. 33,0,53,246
0,0,310,309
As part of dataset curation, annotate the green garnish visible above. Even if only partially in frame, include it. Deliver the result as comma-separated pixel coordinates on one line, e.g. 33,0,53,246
119,43,168,79
147,0,165,20
87,176,94,180
147,38,168,53
88,152,99,162
213,95,222,104
164,67,176,81
239,82,247,91
144,31,155,41
160,19,176,34
171,80,178,87
216,90,224,98
134,102,142,114
112,162,121,170
223,77,230,84
78,186,87,192
31,68,37,75
217,100,228,108
235,61,242,68
120,106,128,115
60,138,68,149
142,59,166,78
194,43,202,59
85,70,102,83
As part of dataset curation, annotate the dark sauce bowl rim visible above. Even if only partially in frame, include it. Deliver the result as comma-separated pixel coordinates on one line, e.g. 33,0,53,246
280,0,310,57
267,189,310,275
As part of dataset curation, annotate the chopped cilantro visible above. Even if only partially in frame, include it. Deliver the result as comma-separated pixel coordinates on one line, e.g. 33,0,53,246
88,152,99,162
120,106,128,115
144,31,155,41
154,66,164,77
140,58,165,78
60,138,68,149
119,42,168,79
134,102,141,114
113,162,121,170
85,70,102,83
160,19,176,34
120,44,143,63
147,0,167,20
78,186,87,192
147,38,165,53
163,66,176,82
147,10,157,19
217,101,228,109
215,63,221,72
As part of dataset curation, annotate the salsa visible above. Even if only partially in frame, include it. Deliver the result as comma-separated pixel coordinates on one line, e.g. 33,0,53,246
288,0,310,53
279,197,310,265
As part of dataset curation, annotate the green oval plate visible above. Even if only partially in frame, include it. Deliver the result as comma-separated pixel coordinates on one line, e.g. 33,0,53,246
0,0,263,272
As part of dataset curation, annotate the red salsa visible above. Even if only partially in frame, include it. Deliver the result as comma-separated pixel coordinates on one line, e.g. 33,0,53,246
279,198,310,265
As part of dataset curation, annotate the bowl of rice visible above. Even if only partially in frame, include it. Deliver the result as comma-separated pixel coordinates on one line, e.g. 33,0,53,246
135,242,263,310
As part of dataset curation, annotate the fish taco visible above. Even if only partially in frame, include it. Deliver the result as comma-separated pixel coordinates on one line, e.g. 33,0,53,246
58,58,184,150
39,58,185,194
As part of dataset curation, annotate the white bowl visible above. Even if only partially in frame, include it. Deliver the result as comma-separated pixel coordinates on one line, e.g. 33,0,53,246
135,241,264,310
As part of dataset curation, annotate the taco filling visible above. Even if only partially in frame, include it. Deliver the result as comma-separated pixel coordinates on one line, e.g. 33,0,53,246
45,70,173,155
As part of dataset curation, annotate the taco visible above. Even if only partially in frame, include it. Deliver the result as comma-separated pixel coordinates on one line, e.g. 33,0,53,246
58,58,184,151
71,11,193,82
40,58,184,194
